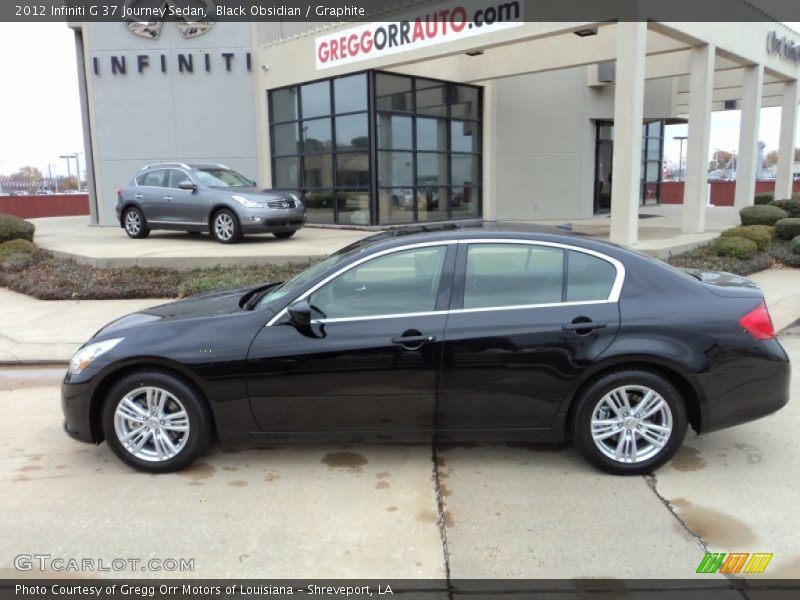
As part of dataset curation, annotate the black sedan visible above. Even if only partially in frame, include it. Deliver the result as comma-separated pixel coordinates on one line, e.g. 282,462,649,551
61,226,791,475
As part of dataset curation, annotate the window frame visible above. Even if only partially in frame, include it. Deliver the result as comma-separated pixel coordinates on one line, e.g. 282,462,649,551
136,169,169,188
450,239,625,313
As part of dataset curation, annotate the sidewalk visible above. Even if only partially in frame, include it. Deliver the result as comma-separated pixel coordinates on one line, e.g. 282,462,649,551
1,267,799,364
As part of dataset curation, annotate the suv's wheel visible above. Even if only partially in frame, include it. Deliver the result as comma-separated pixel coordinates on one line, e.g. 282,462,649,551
570,370,687,475
123,207,150,239
101,371,212,473
274,231,296,239
211,209,242,244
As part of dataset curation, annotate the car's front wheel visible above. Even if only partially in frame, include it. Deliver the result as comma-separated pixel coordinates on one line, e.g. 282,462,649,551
571,370,687,475
123,207,150,239
211,209,242,244
101,371,212,473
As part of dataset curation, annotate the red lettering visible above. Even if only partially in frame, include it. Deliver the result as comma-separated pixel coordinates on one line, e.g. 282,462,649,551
425,16,438,38
412,18,424,41
348,34,359,57
360,30,373,53
330,38,339,60
339,36,348,58
318,41,329,63
450,7,467,32
438,10,450,35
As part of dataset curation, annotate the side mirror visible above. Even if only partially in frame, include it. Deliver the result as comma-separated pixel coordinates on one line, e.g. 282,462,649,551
178,180,197,191
287,300,324,338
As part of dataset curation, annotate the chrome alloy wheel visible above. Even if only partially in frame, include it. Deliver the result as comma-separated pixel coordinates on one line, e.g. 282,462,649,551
590,385,673,464
113,386,190,462
125,211,141,235
214,213,234,241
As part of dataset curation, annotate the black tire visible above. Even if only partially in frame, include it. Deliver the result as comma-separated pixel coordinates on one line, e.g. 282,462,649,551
570,369,687,475
123,207,150,239
273,231,296,239
101,370,213,473
211,209,242,244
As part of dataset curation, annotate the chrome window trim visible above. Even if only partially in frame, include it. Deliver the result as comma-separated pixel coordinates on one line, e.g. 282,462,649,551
266,241,455,326
265,238,626,327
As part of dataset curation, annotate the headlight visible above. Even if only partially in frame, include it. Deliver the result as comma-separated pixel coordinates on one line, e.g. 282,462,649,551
231,195,261,208
68,338,123,376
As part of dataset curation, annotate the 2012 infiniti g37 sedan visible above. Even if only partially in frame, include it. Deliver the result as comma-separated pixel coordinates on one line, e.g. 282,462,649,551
61,226,791,475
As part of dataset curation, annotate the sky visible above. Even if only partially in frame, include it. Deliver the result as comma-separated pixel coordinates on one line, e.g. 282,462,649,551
1,22,800,178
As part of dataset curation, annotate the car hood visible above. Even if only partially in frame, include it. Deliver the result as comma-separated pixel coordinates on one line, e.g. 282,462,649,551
95,283,278,337
212,187,298,202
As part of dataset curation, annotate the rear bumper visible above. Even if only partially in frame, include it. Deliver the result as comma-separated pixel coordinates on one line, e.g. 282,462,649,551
699,339,791,433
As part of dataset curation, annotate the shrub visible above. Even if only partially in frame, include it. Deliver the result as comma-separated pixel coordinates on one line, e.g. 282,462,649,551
775,218,800,241
754,192,774,205
771,199,800,218
790,236,800,256
739,204,788,226
0,240,41,271
719,225,774,250
0,214,35,243
712,236,758,259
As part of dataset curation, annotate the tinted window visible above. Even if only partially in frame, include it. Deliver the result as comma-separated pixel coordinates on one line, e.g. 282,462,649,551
139,170,167,187
334,74,367,113
271,88,299,122
300,81,330,119
166,169,192,189
567,251,616,301
464,244,564,309
309,246,447,319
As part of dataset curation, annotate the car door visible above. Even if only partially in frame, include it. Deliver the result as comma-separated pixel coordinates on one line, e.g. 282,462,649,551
439,241,622,431
135,169,169,221
164,169,204,226
246,243,455,433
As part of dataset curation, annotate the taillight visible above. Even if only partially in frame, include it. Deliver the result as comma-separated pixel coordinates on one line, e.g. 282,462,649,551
739,301,775,340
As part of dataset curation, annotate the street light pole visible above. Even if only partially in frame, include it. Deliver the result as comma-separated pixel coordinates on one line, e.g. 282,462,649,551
674,136,688,181
59,153,78,190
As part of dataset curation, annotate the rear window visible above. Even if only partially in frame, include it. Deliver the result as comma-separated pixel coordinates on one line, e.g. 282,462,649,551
566,250,616,302
137,170,167,187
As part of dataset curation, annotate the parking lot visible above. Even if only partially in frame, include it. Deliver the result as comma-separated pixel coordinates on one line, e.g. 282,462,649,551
1,331,798,580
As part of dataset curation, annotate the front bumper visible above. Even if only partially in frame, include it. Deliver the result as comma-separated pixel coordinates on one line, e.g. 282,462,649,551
61,378,97,444
237,206,306,233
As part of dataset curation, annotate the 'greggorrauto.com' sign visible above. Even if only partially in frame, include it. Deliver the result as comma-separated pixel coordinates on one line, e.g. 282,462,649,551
315,0,523,70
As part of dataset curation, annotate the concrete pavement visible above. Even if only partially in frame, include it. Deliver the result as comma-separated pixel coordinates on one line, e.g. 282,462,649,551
31,216,370,270
0,333,797,579
1,266,798,364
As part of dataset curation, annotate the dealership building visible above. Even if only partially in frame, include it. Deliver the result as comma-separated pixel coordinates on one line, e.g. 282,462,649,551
71,0,800,244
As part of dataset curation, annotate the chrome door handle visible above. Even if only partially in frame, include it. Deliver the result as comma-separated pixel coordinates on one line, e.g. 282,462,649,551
163,196,173,201
134,194,143,199
562,321,607,331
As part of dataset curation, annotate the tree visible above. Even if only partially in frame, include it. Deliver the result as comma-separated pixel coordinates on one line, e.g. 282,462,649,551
11,166,43,182
763,150,779,169
708,150,735,172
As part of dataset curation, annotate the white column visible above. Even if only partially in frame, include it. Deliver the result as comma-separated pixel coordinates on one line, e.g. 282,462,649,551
609,21,647,246
734,64,763,210
481,79,498,221
775,79,799,200
681,44,715,234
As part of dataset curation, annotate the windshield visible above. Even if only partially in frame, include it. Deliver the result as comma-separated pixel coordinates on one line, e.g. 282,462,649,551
255,248,360,308
194,168,254,188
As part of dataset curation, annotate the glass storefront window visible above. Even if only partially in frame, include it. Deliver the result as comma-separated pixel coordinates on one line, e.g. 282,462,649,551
378,151,413,187
272,122,299,156
301,81,330,119
269,71,482,226
271,88,298,122
377,114,413,150
451,120,480,153
336,153,370,187
335,114,369,151
273,157,299,188
417,118,447,152
376,73,412,112
337,190,371,225
304,189,335,224
303,154,333,188
334,74,367,113
302,118,332,152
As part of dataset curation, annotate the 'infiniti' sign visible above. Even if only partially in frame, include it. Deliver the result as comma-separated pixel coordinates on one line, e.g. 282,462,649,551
767,30,800,66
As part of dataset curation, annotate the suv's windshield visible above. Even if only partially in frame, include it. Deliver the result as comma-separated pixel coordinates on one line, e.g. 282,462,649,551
194,168,253,188
255,247,362,309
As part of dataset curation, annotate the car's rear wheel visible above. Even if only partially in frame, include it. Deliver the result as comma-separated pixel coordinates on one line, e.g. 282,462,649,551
101,371,212,473
123,207,150,239
274,231,296,239
571,370,687,475
211,209,242,244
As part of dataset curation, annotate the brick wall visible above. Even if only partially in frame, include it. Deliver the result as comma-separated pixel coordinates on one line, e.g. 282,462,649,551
660,180,800,206
0,194,90,219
